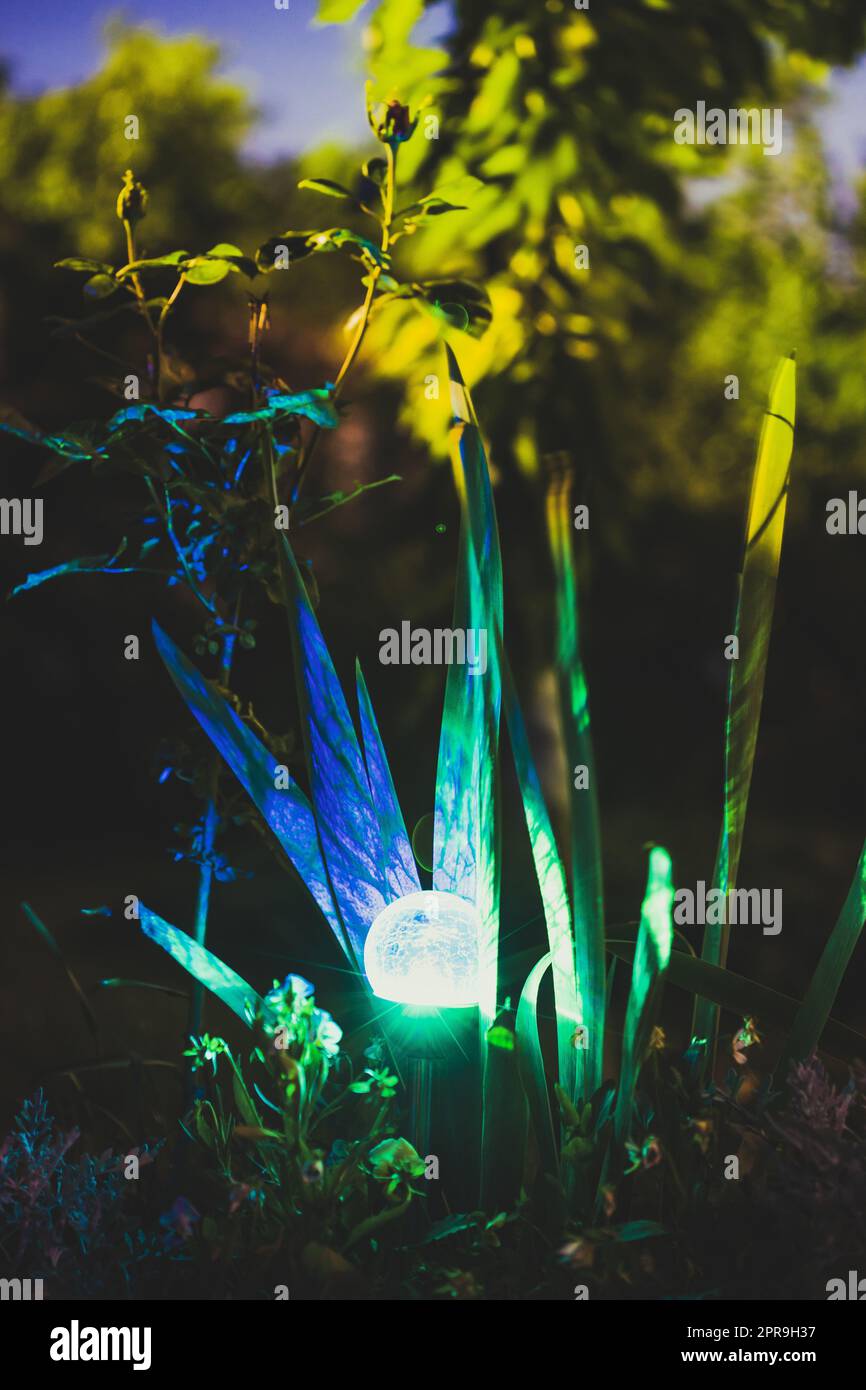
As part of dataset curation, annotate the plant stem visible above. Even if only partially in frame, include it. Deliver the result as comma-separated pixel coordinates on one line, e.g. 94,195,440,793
156,274,187,386
186,598,241,1090
290,142,397,511
122,216,163,396
408,1055,433,1159
145,478,217,618
123,218,156,338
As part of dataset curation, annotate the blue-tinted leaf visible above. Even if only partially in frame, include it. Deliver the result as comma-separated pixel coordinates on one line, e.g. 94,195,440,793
11,551,138,596
152,621,352,965
268,390,339,428
139,904,262,1024
356,661,420,899
279,539,390,964
222,389,339,429
105,404,201,433
0,420,96,461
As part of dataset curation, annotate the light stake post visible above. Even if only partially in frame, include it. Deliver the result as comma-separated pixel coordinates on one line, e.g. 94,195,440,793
364,890,482,1203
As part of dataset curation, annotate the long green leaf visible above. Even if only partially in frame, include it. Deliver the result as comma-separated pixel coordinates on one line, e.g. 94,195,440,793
546,465,604,1099
433,347,502,995
515,953,559,1178
139,904,263,1026
152,621,353,965
613,848,673,1149
356,660,420,898
607,939,866,1060
433,346,503,1203
501,647,581,1107
21,902,101,1050
694,355,796,1053
481,1006,529,1211
277,537,390,969
94,978,187,999
777,837,866,1073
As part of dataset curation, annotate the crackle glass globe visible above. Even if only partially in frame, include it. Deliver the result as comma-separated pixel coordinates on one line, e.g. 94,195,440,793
363,890,481,1008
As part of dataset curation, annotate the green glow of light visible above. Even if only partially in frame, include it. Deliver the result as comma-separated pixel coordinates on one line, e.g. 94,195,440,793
363,890,481,1008
643,846,674,969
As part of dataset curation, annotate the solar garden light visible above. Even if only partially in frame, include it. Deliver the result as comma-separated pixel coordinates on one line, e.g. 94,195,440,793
364,890,481,1159
363,890,481,1010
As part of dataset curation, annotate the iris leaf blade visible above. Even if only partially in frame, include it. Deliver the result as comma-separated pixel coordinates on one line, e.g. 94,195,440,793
607,937,866,1060
433,346,503,1206
613,848,673,1149
694,354,796,1052
433,346,502,1023
515,953,559,1178
152,620,352,965
546,466,604,1099
356,661,421,899
501,647,581,1106
777,837,866,1072
278,536,391,966
139,904,263,1026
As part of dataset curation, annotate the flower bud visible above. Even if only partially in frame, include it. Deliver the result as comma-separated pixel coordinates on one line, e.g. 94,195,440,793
369,98,418,147
116,169,148,224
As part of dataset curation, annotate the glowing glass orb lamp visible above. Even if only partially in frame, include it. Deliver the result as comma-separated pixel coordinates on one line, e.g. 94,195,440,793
363,890,481,1008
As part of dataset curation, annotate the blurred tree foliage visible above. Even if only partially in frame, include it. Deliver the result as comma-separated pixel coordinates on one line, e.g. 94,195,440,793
318,0,866,512
2,4,866,504
0,19,292,258
0,23,309,421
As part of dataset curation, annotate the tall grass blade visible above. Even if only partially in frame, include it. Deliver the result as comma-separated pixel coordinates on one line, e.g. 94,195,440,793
613,848,673,1149
355,661,420,898
434,345,503,1203
694,354,796,1055
482,1006,529,1210
607,938,866,1059
21,901,101,1050
501,646,581,1106
152,620,353,966
777,837,866,1075
278,536,392,967
95,978,187,999
515,953,559,1179
546,466,604,1099
139,903,263,1026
